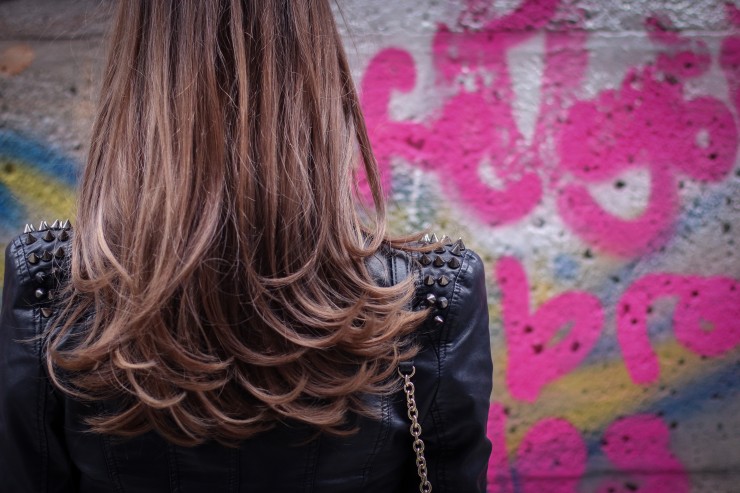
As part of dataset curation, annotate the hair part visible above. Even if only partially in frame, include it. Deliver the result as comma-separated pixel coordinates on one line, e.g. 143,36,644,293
46,0,425,446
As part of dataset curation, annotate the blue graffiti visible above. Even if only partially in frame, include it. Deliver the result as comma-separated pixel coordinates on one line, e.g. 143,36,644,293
0,130,78,186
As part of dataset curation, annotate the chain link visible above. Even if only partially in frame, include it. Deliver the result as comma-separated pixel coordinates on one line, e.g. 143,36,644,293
399,365,432,493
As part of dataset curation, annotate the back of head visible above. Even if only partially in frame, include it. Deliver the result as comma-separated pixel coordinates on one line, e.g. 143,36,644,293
47,0,424,446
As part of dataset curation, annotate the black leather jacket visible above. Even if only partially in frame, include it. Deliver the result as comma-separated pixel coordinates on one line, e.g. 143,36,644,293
0,223,492,492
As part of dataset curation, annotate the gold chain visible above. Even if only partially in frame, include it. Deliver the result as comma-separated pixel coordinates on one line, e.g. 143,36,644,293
399,365,432,492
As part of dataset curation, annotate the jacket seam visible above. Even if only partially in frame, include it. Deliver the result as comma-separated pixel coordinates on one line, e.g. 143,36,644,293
13,237,49,493
361,393,389,486
167,442,181,493
101,429,125,493
431,250,474,490
230,446,239,493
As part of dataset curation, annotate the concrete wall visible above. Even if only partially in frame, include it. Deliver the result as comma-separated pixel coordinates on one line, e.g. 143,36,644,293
1,1,738,491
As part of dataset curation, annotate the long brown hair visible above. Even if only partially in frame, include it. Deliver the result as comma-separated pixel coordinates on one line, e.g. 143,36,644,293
46,0,425,446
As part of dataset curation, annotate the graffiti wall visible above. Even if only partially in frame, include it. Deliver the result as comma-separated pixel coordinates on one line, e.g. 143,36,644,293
2,0,739,491
347,0,740,491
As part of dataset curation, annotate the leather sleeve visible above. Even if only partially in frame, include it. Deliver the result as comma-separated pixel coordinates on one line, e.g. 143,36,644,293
0,237,77,492
419,249,493,492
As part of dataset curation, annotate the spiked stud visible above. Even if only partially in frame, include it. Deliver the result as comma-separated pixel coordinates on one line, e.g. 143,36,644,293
450,241,463,257
42,230,55,242
59,230,69,241
41,250,53,262
433,256,445,267
438,275,450,287
419,254,431,266
41,308,53,318
61,219,72,230
25,233,37,245
440,235,453,245
54,247,65,259
24,224,35,234
426,293,437,305
424,275,435,286
50,219,61,229
35,272,48,284
27,252,40,265
430,233,439,244
437,297,449,309
421,233,431,244
38,220,49,231
47,290,54,301
434,315,444,324
35,288,46,299
434,245,446,253
447,257,461,269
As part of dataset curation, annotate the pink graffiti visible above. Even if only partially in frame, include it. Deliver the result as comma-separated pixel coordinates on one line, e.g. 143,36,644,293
360,0,582,226
487,404,515,493
486,407,690,493
487,405,587,493
556,56,737,256
516,418,587,493
617,273,740,384
596,415,690,493
496,256,603,402
360,3,738,257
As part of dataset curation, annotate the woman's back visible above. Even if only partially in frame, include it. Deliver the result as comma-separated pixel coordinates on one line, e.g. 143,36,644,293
1,227,491,492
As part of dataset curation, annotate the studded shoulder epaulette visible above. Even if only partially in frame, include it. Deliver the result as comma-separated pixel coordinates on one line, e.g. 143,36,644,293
414,233,466,326
19,219,72,319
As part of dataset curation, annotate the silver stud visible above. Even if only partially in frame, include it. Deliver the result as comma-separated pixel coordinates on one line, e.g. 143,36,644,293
421,233,431,244
24,224,35,234
434,315,444,324
27,252,40,265
457,238,466,250
433,256,445,267
54,247,65,259
35,272,47,284
419,254,431,266
59,230,69,241
430,233,439,244
35,288,46,299
424,275,435,286
50,219,61,229
25,233,37,245
42,230,55,242
434,245,446,253
61,219,72,230
38,220,49,231
448,257,461,269
41,308,53,318
450,241,463,257
437,297,449,309
41,250,53,262
440,235,453,245
426,293,437,305
438,275,449,287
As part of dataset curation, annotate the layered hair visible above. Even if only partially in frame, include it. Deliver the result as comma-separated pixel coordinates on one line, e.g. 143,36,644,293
46,0,425,446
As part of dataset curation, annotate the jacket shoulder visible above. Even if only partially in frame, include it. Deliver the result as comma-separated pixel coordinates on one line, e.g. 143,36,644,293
367,235,485,331
3,220,72,319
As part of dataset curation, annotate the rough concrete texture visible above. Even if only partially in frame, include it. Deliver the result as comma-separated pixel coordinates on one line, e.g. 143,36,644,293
1,0,739,491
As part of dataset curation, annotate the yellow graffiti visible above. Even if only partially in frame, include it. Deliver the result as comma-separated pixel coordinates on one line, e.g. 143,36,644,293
0,159,76,291
0,158,77,219
493,340,740,456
